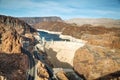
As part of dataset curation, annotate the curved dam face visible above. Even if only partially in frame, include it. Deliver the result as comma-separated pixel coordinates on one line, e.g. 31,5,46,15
45,41,85,68
37,30,86,68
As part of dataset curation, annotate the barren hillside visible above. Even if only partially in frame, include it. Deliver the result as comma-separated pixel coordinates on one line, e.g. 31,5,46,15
66,18,120,28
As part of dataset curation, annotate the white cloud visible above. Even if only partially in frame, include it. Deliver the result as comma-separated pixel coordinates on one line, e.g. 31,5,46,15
0,0,119,19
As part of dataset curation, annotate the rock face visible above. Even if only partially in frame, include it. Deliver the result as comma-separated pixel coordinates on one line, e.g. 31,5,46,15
0,15,30,80
0,24,21,53
0,15,50,80
73,44,120,80
56,71,68,80
36,61,50,80
0,15,37,53
0,15,36,35
19,16,63,25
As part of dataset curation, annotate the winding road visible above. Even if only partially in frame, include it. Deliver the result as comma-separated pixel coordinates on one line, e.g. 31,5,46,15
22,48,36,80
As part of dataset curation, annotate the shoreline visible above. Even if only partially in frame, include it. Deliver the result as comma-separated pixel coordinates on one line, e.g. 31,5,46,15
37,29,62,35
37,29,87,43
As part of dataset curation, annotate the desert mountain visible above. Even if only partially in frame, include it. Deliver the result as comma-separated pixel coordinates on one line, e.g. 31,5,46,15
19,16,63,25
66,18,120,28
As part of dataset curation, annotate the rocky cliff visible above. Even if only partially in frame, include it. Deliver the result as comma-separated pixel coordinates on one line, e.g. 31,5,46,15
0,15,50,80
0,22,29,80
0,23,22,53
0,15,36,35
19,16,63,25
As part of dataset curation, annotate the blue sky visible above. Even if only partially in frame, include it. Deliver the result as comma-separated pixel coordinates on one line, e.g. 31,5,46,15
0,0,120,19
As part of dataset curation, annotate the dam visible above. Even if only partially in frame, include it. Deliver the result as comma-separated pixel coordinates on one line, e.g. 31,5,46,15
37,30,86,68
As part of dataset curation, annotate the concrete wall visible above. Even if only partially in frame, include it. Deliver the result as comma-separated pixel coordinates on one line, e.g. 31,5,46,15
45,41,85,67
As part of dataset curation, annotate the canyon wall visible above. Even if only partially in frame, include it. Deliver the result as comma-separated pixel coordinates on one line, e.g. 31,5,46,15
0,15,50,80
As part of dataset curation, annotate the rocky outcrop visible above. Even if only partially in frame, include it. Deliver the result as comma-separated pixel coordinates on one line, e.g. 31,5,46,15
73,44,120,80
36,61,49,80
19,16,63,25
56,71,68,80
0,23,21,54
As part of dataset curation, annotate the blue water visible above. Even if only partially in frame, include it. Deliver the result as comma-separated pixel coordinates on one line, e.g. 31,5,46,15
38,31,69,41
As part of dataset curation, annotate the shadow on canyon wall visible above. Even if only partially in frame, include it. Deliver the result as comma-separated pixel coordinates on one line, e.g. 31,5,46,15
96,70,120,80
45,48,72,68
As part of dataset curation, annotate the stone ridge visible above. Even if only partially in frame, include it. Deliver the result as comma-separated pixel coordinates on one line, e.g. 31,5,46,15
0,15,36,34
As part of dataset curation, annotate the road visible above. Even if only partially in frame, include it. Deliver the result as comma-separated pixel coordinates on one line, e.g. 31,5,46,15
22,48,36,80
34,46,54,79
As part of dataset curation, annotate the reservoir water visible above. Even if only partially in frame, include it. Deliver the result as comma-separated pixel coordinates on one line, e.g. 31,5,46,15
38,31,69,41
